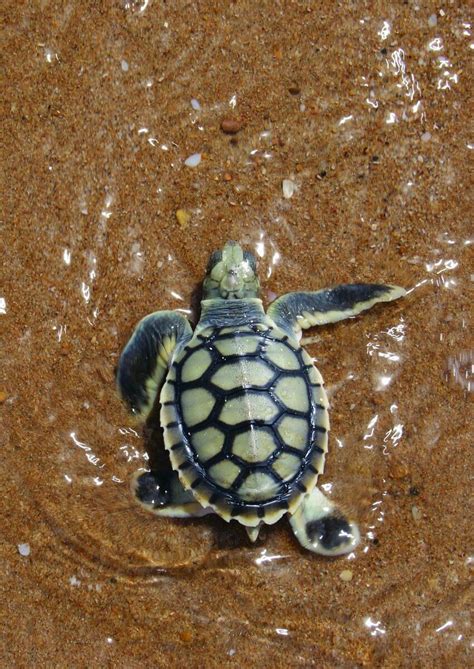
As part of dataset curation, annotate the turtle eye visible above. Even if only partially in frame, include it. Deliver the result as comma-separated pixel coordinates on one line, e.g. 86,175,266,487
243,251,257,273
206,250,222,274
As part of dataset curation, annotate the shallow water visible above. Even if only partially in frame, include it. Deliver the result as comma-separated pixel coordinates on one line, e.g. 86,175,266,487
2,2,472,667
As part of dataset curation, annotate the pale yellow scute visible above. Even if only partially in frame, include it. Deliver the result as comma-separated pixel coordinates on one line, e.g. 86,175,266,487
219,394,279,425
238,472,279,501
208,460,241,489
307,364,324,386
181,348,213,382
160,380,175,403
232,428,275,463
211,359,274,390
214,335,259,357
180,388,215,426
272,452,301,481
311,384,329,411
264,341,300,370
191,427,225,462
276,416,309,450
273,376,309,412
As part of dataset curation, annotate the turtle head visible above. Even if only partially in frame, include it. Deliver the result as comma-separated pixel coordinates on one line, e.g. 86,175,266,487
203,241,260,300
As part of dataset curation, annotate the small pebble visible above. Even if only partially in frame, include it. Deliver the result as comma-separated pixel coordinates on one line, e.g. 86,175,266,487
176,209,191,228
340,569,353,582
282,179,295,199
121,59,129,72
273,46,283,60
428,14,437,28
96,363,112,384
18,543,30,557
288,83,301,95
179,629,193,642
0,390,7,403
411,505,422,522
190,98,201,111
421,131,432,142
184,153,201,168
220,118,242,135
391,460,409,480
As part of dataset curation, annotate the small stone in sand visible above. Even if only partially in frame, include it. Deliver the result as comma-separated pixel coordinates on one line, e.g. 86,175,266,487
184,153,201,167
411,505,422,522
176,209,191,228
391,460,409,480
340,569,353,582
0,390,7,403
288,83,301,95
282,179,295,199
220,118,242,135
18,543,31,557
190,98,201,110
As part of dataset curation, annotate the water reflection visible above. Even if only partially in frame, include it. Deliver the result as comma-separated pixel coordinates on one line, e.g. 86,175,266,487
254,549,288,567
447,351,473,392
364,616,387,637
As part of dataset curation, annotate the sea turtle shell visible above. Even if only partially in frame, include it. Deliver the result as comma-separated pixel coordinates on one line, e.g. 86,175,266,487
160,322,329,527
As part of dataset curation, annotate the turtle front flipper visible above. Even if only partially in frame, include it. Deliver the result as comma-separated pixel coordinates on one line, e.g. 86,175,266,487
117,311,193,422
267,284,406,338
133,470,213,518
289,488,360,556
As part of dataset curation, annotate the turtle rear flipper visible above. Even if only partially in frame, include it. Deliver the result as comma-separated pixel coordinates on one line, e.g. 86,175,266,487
267,284,405,338
289,487,360,556
117,311,192,422
133,470,213,518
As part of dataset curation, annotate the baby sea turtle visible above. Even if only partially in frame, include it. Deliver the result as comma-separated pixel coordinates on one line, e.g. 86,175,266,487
117,241,405,556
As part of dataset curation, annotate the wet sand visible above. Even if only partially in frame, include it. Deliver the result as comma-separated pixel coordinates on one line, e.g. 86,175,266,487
1,2,472,667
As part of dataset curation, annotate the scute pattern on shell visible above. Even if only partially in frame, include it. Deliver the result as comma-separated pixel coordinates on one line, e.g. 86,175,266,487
162,323,329,526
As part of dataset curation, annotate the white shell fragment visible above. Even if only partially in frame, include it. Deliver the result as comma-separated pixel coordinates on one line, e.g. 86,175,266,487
190,98,201,110
18,543,31,556
282,179,295,199
184,153,202,167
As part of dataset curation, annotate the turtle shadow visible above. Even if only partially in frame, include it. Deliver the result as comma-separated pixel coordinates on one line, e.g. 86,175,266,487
189,280,203,325
142,407,172,474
